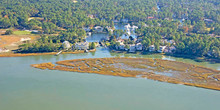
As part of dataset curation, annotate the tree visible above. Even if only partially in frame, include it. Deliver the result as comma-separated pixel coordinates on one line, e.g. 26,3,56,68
89,42,96,49
5,29,13,35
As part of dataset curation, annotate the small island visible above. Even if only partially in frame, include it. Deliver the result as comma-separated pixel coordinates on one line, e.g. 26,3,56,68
32,57,220,91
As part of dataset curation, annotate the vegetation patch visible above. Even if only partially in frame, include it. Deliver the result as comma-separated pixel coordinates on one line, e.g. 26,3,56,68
31,57,220,91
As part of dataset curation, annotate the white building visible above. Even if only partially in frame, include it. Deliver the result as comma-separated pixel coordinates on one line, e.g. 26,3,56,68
135,43,143,51
131,25,138,31
124,24,131,29
164,46,176,53
158,46,166,53
94,26,103,32
75,42,89,50
149,45,155,52
62,41,71,49
122,19,128,23
83,27,91,32
129,44,136,53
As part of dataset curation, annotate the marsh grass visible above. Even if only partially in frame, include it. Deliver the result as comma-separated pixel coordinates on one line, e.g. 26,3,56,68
32,57,220,91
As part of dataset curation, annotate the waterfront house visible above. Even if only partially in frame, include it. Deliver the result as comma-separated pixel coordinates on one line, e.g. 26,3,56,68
94,26,104,33
116,44,125,50
86,32,92,36
158,46,166,53
131,25,138,31
62,41,71,50
75,42,89,50
116,39,125,50
106,26,114,34
122,19,128,23
83,27,91,32
149,45,155,52
164,46,176,53
129,44,136,53
136,37,143,43
135,43,143,51
124,24,131,29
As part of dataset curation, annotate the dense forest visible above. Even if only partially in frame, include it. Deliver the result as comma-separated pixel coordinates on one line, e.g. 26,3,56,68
0,0,219,59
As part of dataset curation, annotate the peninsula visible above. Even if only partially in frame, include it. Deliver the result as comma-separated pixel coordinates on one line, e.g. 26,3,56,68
32,57,220,91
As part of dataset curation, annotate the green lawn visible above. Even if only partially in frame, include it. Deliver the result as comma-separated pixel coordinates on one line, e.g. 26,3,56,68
13,31,32,35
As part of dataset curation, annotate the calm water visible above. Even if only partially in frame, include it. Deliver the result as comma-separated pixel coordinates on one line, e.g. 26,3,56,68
0,47,220,110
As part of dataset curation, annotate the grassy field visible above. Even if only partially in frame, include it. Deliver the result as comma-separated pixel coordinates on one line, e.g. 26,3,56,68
13,31,32,35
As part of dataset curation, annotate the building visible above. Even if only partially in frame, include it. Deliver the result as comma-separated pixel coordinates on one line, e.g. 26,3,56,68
83,27,91,32
122,19,128,23
75,42,89,50
0,48,9,53
149,45,155,52
94,26,103,33
88,14,95,19
62,41,71,50
131,25,138,30
116,39,125,50
116,44,125,50
129,44,136,53
20,37,31,43
124,24,131,29
135,43,143,51
158,46,166,53
164,46,176,53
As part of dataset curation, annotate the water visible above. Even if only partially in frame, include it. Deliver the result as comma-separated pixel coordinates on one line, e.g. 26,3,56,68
86,33,108,42
0,47,220,110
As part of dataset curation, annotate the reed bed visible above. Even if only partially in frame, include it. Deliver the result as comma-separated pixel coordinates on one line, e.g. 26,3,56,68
31,57,220,91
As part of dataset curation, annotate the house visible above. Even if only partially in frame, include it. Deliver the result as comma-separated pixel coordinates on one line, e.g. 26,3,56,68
122,19,128,23
129,44,136,53
158,46,166,53
166,46,176,53
83,27,91,32
32,30,39,33
116,44,125,50
147,16,154,20
62,41,71,49
106,26,114,34
94,26,103,32
204,19,213,23
0,48,9,53
167,40,175,45
88,14,95,19
86,32,92,36
131,25,138,30
75,42,89,50
73,0,78,3
124,24,131,29
116,39,125,50
135,43,143,51
149,45,155,52
20,37,31,42
113,20,120,23
136,37,143,43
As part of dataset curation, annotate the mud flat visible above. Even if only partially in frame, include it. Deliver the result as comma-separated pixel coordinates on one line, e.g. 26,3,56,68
31,57,220,91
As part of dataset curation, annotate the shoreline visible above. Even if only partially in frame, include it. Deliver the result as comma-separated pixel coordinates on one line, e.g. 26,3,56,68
110,49,220,63
0,49,96,57
31,57,220,91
